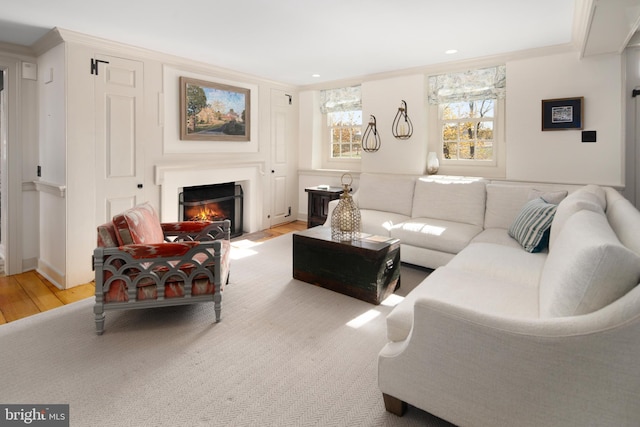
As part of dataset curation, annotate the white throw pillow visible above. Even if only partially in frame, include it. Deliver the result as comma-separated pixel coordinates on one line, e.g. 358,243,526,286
539,210,640,317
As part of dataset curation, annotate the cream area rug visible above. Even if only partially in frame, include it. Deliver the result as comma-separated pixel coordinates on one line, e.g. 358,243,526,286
0,232,452,426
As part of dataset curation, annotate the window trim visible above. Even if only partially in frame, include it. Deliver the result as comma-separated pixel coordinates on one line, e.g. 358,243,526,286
319,85,363,170
428,97,506,177
427,65,506,178
321,111,362,170
438,99,498,167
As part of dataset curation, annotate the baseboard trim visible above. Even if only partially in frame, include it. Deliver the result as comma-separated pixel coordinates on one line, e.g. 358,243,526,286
37,259,65,290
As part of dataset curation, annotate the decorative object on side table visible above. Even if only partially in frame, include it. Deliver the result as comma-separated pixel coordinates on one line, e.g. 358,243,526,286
391,100,413,139
362,115,381,152
426,151,440,174
331,173,361,241
541,97,583,131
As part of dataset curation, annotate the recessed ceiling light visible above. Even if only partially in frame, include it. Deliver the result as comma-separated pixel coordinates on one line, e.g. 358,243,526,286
312,74,321,78
445,49,458,55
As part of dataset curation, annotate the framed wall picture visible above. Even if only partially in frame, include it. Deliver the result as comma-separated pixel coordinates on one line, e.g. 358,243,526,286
180,76,251,141
541,97,583,131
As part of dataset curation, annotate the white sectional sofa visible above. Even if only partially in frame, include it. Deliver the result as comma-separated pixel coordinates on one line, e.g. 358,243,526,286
326,172,640,426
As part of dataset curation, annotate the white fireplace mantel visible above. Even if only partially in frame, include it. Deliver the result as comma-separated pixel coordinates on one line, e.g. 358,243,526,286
155,162,266,233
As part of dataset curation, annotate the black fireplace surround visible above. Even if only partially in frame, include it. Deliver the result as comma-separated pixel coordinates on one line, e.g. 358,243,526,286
179,182,243,238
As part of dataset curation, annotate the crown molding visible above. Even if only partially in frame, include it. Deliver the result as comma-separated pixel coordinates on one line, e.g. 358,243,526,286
0,41,35,58
31,27,65,57
34,27,295,90
573,0,596,57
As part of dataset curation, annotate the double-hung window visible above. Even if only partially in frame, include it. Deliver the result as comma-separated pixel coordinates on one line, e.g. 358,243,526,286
320,86,362,165
428,66,506,169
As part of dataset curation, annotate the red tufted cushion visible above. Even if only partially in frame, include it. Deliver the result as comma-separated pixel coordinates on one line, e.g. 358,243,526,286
112,202,165,245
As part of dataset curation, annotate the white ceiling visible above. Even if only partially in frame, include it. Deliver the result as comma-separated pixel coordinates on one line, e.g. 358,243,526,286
0,0,588,86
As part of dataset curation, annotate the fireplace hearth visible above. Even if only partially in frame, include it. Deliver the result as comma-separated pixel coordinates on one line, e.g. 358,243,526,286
179,182,243,238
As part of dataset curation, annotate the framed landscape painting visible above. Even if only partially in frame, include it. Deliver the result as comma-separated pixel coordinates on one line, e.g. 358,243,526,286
180,77,251,141
541,97,583,131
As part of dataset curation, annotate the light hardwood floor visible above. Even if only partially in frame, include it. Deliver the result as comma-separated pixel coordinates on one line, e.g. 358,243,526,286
0,221,307,325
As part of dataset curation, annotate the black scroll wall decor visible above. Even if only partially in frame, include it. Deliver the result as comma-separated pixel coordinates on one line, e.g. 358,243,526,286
392,100,413,139
362,115,381,153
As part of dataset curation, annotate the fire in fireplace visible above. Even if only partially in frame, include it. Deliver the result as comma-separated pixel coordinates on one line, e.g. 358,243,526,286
179,182,244,238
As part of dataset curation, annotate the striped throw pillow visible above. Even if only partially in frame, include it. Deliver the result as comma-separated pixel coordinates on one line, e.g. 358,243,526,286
508,198,557,252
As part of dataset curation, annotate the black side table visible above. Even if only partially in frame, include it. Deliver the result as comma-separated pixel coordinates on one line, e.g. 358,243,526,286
305,186,344,228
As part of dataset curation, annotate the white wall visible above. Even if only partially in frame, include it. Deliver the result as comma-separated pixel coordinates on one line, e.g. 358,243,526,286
506,52,623,186
361,74,427,175
298,51,627,213
298,90,322,171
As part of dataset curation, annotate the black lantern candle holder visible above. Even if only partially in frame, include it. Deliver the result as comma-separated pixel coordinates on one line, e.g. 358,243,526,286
392,100,413,139
362,115,381,153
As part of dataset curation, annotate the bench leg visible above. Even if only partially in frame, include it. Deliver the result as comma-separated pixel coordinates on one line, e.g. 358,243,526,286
383,393,407,416
214,292,222,323
93,305,106,335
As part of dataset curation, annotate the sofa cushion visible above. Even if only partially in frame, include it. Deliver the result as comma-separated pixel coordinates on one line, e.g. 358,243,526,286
447,242,547,289
549,188,605,250
470,228,523,250
359,209,408,237
508,198,557,252
386,266,540,342
484,184,534,229
390,218,482,255
356,173,416,216
112,202,165,245
539,210,640,318
411,178,487,227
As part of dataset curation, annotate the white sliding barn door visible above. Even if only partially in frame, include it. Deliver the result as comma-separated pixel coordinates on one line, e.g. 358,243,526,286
94,54,145,223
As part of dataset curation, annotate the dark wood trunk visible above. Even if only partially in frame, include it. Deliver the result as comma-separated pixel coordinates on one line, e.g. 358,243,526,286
292,227,400,305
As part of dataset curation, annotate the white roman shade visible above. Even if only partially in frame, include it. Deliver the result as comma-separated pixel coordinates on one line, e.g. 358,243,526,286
428,65,506,105
319,85,362,113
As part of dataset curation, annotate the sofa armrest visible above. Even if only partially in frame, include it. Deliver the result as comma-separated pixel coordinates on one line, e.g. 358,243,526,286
378,286,640,426
161,219,231,242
